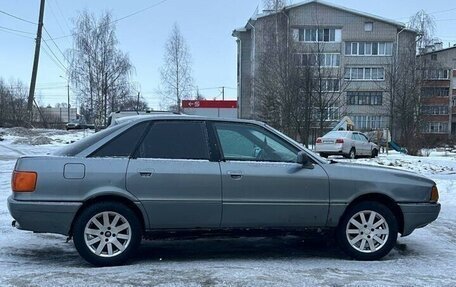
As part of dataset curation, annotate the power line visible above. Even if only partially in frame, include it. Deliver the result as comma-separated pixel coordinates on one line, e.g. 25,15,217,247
0,25,35,35
48,0,73,48
0,27,35,39
41,42,68,73
113,0,169,23
43,25,70,63
0,9,37,25
42,39,68,71
47,0,170,41
429,7,456,15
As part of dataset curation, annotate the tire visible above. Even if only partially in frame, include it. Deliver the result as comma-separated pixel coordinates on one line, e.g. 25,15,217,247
320,153,328,158
346,148,356,159
336,201,398,260
73,202,142,266
371,149,378,158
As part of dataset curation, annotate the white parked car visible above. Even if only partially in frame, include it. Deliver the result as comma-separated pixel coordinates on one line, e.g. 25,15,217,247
315,131,379,159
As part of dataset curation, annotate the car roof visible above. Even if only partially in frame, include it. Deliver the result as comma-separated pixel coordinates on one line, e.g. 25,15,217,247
122,114,266,126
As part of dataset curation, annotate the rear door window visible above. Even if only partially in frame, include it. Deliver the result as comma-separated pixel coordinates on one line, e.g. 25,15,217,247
90,121,149,158
136,121,210,160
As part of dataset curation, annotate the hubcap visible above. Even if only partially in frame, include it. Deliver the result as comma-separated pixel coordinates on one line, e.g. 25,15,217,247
346,210,389,253
84,211,132,258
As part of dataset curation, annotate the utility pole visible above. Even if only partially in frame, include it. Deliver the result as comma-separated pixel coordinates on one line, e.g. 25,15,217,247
67,82,70,122
221,86,225,100
27,0,46,121
136,92,140,111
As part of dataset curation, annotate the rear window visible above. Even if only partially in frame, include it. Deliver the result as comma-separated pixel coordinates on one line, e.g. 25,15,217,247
136,121,209,160
323,131,349,138
53,123,128,156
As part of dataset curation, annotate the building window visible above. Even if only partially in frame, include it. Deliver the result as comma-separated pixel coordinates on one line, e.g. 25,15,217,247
296,53,340,67
294,28,341,42
364,22,373,32
423,122,448,134
421,105,448,115
312,106,340,121
431,54,437,61
347,91,383,105
424,69,449,80
353,115,386,130
320,79,340,92
345,42,393,56
421,87,449,97
344,67,385,80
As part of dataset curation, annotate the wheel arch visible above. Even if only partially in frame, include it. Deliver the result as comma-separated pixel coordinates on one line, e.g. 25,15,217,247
69,194,148,236
341,193,404,235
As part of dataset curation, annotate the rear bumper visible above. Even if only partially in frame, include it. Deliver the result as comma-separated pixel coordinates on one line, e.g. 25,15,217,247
399,202,441,236
315,144,349,155
7,196,82,236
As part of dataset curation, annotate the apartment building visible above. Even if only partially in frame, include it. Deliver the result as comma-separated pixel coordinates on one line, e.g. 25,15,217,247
418,44,456,139
233,0,416,133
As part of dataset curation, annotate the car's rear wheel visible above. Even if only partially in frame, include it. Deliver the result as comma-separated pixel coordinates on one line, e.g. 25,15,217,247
337,201,398,260
73,202,142,266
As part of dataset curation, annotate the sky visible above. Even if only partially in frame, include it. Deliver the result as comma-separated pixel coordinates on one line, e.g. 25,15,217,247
0,0,455,110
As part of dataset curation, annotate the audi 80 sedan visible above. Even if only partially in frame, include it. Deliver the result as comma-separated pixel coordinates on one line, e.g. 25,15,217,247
8,115,440,266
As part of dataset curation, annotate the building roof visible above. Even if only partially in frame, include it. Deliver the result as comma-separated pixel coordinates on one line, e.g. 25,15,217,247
234,0,415,35
418,45,456,56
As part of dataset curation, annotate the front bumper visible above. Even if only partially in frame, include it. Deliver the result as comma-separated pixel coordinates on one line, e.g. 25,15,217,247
399,202,441,236
7,196,82,236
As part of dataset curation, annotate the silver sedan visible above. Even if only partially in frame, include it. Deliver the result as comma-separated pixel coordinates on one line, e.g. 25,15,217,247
8,116,439,266
315,131,379,159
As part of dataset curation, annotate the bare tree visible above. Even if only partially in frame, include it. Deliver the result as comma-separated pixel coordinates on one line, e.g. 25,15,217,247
255,13,315,145
310,42,349,137
408,10,438,51
69,11,134,127
159,23,193,112
0,78,30,127
262,0,289,11
380,40,426,155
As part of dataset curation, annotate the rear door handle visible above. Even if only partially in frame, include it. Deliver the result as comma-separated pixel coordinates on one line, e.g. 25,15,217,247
227,170,243,180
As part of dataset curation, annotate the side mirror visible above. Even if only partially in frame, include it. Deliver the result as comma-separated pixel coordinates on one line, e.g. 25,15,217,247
297,151,314,169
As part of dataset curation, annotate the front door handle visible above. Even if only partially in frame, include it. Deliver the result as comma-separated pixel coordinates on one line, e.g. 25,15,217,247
227,170,243,180
139,171,153,177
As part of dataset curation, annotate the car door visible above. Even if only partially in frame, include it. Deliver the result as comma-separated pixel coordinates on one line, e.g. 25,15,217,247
212,122,329,228
358,133,372,155
125,120,222,229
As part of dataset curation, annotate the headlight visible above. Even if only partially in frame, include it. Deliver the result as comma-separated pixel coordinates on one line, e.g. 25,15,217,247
430,185,439,203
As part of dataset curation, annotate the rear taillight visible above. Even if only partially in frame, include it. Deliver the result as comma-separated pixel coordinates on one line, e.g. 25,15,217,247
12,171,37,192
335,138,344,144
316,138,322,144
430,185,439,203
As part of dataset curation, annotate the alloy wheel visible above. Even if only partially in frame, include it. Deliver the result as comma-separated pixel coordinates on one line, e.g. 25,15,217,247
345,210,389,253
84,211,132,258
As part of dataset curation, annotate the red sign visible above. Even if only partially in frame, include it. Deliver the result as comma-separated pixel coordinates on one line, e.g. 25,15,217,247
182,100,237,109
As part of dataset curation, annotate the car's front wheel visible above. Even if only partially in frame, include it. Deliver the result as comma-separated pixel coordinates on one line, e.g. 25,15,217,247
346,148,356,159
73,202,142,266
337,201,398,260
371,149,378,158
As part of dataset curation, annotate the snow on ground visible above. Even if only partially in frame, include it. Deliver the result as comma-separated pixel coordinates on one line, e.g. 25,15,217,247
0,128,455,286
